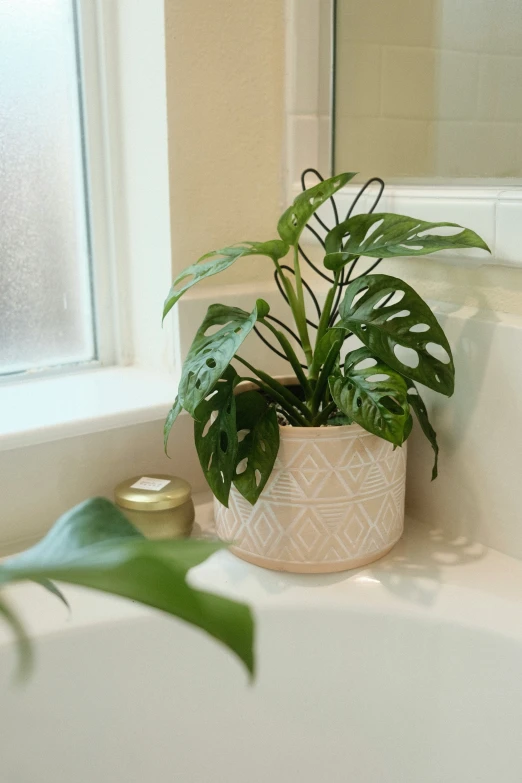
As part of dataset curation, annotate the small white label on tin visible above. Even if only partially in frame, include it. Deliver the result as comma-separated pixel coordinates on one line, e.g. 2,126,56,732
130,477,171,492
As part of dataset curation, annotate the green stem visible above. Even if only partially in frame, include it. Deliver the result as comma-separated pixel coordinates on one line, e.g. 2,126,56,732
234,356,312,423
260,319,312,399
310,337,343,415
291,245,313,369
308,275,340,381
239,378,306,427
274,259,299,312
313,401,337,427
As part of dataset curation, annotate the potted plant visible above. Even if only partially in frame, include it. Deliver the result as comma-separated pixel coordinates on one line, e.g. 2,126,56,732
164,170,489,573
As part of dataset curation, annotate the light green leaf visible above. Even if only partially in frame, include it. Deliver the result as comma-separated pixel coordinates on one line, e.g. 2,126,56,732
336,274,455,396
277,172,357,245
0,498,255,678
324,212,490,269
194,369,239,507
313,328,346,370
179,300,268,417
329,348,410,446
233,391,280,505
164,396,182,455
163,241,288,320
407,384,439,480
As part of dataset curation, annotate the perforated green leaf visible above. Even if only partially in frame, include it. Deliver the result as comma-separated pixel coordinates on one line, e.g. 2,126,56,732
336,274,455,396
194,369,239,507
0,498,255,678
233,391,280,505
163,241,288,320
324,212,490,269
329,348,409,446
277,172,356,245
407,384,439,480
179,300,268,417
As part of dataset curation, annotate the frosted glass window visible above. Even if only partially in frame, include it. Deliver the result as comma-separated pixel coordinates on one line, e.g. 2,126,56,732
335,0,522,182
0,0,95,376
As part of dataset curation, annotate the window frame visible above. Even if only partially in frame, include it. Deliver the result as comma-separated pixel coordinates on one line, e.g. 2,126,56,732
0,0,177,448
285,0,522,269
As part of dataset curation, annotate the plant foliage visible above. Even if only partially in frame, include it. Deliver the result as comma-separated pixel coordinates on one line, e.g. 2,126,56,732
0,498,255,680
165,171,490,502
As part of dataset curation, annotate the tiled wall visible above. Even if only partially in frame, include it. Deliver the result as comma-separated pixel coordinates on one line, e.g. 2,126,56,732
335,0,522,179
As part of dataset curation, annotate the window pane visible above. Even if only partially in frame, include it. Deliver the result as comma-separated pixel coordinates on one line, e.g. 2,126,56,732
0,0,95,376
335,0,522,181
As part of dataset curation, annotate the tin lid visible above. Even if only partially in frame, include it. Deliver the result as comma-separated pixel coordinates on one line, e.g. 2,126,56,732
114,475,192,512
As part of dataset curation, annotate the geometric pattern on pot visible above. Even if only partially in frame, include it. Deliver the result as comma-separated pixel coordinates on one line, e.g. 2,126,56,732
214,424,407,573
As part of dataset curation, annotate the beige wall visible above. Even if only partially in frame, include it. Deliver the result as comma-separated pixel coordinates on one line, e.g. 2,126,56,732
164,0,285,286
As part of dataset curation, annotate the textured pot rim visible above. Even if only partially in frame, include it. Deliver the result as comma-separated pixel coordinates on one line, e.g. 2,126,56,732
277,422,368,438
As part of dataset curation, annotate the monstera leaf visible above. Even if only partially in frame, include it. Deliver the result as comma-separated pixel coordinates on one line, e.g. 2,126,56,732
0,498,255,679
163,241,288,320
233,391,280,505
335,274,455,396
164,396,182,455
407,384,439,480
324,212,490,268
329,348,409,446
277,172,356,245
178,300,269,417
194,369,239,506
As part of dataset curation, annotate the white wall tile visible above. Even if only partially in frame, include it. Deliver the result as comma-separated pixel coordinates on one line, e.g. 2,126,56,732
407,307,522,560
496,198,522,267
381,46,436,120
433,121,519,179
335,116,432,179
336,43,381,118
435,50,479,121
439,0,522,56
478,54,522,122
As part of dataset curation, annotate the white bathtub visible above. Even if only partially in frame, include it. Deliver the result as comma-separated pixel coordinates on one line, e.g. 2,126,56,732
1,508,522,783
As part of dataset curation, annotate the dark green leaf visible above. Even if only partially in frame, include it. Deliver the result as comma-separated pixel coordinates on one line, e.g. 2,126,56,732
326,414,352,426
407,384,439,480
329,348,410,446
164,396,182,455
233,391,280,505
277,172,357,245
403,412,414,442
194,370,239,507
0,498,255,678
336,274,455,396
163,241,288,320
324,212,490,269
35,578,71,611
179,301,268,417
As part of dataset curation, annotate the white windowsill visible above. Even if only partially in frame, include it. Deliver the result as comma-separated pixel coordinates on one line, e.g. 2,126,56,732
0,366,177,452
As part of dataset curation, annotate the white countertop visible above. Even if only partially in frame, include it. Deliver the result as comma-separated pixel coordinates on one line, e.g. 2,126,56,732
1,499,522,649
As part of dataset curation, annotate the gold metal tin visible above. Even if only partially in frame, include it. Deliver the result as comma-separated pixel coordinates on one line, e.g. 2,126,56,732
114,474,194,539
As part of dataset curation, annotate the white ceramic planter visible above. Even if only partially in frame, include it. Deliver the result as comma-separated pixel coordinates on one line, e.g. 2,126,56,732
214,422,406,574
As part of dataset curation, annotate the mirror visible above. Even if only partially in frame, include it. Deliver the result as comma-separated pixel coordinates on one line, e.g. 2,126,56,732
334,0,522,182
